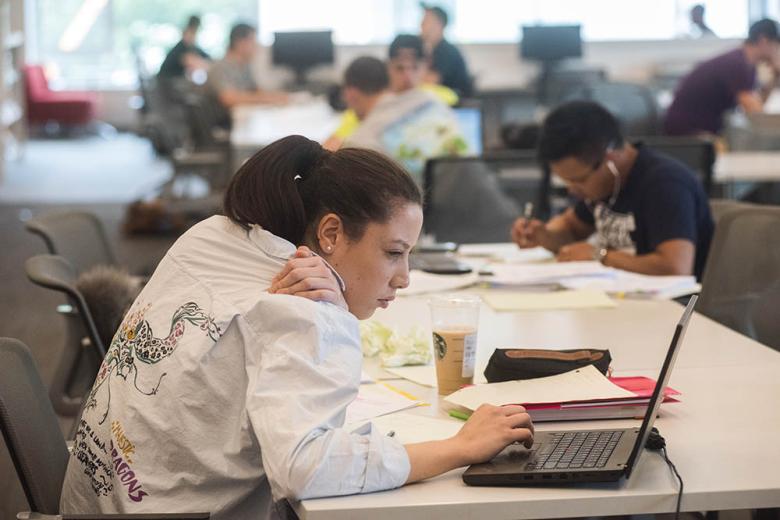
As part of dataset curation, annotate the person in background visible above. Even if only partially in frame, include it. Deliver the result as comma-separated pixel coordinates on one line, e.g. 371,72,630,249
60,135,534,520
158,15,210,79
388,33,457,104
689,4,716,38
343,47,468,183
206,22,289,127
664,18,780,136
513,101,713,279
420,4,474,98
324,34,457,151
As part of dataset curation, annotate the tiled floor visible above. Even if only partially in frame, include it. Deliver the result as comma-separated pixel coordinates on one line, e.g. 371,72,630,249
0,133,172,204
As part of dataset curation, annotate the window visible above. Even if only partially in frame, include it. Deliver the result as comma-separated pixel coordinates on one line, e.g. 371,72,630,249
259,0,751,44
448,0,750,42
30,0,760,88
30,0,256,89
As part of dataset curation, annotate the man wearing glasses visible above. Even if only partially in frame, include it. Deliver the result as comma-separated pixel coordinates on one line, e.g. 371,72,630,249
512,101,713,279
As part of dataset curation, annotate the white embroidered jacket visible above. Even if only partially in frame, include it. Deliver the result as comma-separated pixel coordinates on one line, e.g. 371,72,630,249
60,216,411,519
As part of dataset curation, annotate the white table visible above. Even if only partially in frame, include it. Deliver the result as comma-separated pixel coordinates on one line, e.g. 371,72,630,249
714,151,780,184
230,98,339,151
297,297,780,519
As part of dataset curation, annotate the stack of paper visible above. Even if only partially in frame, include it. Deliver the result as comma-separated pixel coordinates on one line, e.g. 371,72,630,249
480,261,699,300
561,271,700,300
444,365,680,422
458,244,554,264
480,262,612,287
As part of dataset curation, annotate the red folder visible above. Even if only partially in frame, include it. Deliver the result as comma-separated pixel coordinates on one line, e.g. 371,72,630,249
523,376,680,422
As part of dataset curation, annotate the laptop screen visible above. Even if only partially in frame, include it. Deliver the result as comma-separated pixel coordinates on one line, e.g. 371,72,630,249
453,107,483,156
380,101,474,182
624,295,697,477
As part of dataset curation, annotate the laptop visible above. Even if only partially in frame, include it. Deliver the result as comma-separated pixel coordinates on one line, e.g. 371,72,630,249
463,295,697,486
409,252,473,275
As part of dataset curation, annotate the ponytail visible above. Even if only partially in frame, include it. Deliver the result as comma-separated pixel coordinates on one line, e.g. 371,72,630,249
223,135,325,244
223,135,421,245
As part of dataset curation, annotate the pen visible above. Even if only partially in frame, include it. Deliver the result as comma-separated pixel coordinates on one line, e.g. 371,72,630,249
449,409,472,421
523,202,534,221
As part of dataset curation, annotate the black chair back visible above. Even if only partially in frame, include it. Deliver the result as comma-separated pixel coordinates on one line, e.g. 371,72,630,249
640,135,716,196
423,151,550,243
25,211,117,276
0,337,70,514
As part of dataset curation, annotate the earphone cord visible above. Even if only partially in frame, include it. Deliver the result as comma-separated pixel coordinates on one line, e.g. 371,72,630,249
608,164,621,207
661,446,684,520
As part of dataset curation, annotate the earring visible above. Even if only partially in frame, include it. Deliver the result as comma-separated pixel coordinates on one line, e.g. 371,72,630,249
325,245,332,253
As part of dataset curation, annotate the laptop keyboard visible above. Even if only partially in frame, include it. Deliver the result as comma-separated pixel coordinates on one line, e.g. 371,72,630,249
526,430,624,470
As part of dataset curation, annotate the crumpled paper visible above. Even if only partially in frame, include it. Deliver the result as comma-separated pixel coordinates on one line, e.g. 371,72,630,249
359,321,432,367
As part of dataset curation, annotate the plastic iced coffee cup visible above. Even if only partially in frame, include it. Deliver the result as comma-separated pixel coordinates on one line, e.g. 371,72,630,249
429,294,480,396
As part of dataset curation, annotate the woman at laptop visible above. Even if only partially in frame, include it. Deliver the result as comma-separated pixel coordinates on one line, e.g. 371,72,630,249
60,136,534,520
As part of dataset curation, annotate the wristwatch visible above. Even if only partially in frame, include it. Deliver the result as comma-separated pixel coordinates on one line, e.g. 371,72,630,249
595,247,609,264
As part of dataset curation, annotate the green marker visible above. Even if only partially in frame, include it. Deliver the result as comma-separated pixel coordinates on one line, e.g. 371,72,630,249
449,409,472,421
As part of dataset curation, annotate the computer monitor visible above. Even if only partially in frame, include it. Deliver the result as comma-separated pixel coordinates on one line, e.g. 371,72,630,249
453,106,483,156
520,25,582,62
272,30,334,85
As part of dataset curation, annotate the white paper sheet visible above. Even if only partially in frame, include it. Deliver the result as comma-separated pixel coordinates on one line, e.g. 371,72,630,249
457,244,554,264
368,412,463,444
480,289,616,311
398,270,480,296
561,271,699,299
384,365,438,387
480,261,613,286
444,365,636,410
344,382,426,425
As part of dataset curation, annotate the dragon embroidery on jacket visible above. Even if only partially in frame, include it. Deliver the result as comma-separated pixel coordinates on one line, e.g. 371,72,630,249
86,301,222,424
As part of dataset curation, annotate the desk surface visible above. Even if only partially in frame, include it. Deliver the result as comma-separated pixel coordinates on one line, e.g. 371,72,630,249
714,151,780,183
298,297,780,519
230,98,339,149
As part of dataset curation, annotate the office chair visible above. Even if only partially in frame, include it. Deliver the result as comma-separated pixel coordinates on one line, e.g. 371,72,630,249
24,255,105,416
0,338,210,520
708,198,753,225
422,151,551,244
561,81,660,137
26,211,118,276
698,205,780,351
641,135,716,196
542,66,607,105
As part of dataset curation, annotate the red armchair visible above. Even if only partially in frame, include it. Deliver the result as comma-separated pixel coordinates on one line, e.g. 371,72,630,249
23,64,97,127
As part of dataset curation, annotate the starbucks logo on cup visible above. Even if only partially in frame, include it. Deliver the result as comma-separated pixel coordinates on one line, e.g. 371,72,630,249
433,332,447,360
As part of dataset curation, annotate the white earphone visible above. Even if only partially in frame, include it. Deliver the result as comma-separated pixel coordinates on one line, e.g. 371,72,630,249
605,159,621,206
606,159,619,178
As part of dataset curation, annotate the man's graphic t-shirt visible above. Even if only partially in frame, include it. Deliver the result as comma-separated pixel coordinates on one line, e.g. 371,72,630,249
573,144,714,279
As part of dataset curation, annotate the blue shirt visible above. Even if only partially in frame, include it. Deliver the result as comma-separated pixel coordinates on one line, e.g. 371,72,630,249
574,144,714,279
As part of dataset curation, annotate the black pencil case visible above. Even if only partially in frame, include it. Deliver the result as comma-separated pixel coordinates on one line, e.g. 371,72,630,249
484,348,612,382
